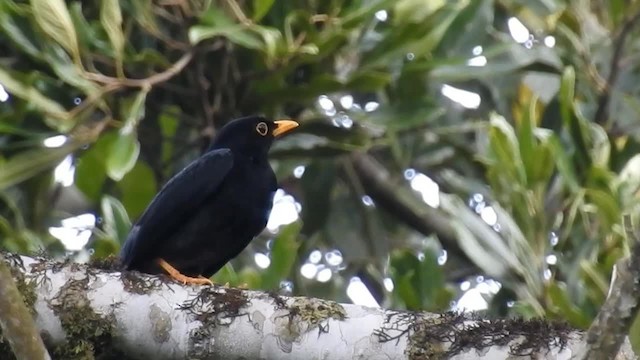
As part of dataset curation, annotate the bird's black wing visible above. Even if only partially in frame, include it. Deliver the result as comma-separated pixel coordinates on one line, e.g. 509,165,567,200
120,148,234,268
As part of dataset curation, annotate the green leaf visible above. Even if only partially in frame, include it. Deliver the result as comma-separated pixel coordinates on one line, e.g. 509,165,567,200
517,87,536,181
395,273,421,309
0,1,43,60
341,0,396,29
100,195,131,244
515,91,556,186
105,89,147,181
252,25,282,65
619,154,640,197
68,2,112,55
488,112,526,185
389,249,450,311
438,0,492,53
253,0,275,21
298,43,319,55
390,249,421,309
585,188,620,228
119,161,157,220
0,142,79,190
0,67,68,121
122,88,149,133
212,263,241,286
362,3,461,68
189,7,262,49
261,221,301,290
546,282,590,328
44,48,101,97
409,4,460,57
91,238,119,258
190,25,263,49
75,132,115,201
417,251,449,310
511,301,543,319
439,194,521,279
0,122,39,136
559,66,575,125
548,135,580,191
106,132,140,181
394,0,444,23
237,267,263,289
579,260,609,298
609,0,625,26
346,71,392,92
255,74,344,101
588,124,610,168
100,0,125,77
429,43,561,81
130,0,159,35
31,0,80,63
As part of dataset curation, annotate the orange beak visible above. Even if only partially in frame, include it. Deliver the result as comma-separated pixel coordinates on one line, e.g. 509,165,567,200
272,120,299,137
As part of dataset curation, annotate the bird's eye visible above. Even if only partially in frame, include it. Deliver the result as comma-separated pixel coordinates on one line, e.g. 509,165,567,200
256,122,269,136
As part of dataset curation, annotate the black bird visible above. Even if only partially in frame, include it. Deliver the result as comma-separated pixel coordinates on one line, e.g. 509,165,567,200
119,116,299,285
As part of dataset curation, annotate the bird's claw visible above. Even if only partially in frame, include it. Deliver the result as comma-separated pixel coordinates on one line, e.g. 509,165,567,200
173,274,213,286
157,258,213,286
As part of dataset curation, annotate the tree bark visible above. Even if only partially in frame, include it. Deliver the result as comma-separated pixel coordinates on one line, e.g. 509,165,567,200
2,254,637,360
0,254,50,360
577,219,640,359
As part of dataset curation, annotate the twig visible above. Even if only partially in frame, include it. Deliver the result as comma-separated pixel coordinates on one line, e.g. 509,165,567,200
67,83,119,119
83,51,194,88
593,10,640,125
224,0,251,25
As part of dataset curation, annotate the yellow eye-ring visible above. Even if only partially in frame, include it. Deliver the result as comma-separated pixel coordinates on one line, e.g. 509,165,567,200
256,122,269,136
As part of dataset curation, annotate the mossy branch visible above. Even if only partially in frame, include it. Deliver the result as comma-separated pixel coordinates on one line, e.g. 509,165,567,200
0,254,50,360
1,253,637,360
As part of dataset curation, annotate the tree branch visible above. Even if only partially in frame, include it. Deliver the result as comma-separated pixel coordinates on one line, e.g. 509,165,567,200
593,10,640,125
5,254,636,359
349,153,472,267
577,216,640,359
83,51,194,88
0,254,50,360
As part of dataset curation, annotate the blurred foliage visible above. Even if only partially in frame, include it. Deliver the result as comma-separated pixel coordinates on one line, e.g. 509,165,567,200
2,0,640,352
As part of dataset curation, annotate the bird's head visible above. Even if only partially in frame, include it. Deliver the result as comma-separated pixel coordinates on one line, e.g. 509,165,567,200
210,115,299,158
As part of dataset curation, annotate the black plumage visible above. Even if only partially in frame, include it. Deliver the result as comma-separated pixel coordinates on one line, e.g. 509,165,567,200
119,115,298,284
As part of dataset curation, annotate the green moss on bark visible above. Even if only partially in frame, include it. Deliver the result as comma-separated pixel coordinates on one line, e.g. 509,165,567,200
48,277,118,359
0,253,40,360
375,312,572,360
2,252,37,313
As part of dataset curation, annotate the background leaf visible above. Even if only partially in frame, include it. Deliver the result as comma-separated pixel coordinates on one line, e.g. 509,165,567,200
31,0,80,63
106,132,140,181
100,0,125,77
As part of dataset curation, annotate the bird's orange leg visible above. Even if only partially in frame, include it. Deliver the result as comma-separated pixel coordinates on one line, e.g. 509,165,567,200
156,259,213,286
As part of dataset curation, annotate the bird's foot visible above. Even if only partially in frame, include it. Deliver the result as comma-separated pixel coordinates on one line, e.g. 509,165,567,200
157,258,213,286
176,274,213,286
